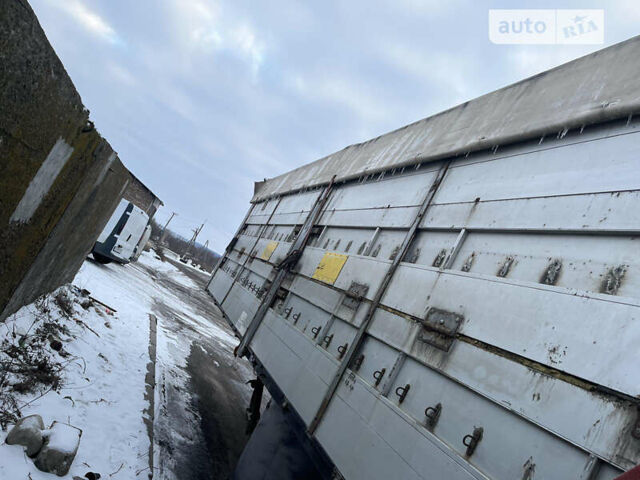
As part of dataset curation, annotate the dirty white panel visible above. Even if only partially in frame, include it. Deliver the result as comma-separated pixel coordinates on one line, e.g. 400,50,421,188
423,190,640,232
221,283,260,333
317,317,358,361
353,336,401,391
403,230,461,267
252,310,338,424
208,268,233,302
433,128,640,205
276,189,322,213
380,265,439,318
233,233,259,255
315,371,485,480
430,271,640,396
247,198,279,223
366,306,638,468
449,231,639,296
319,205,420,229
324,168,436,212
387,356,596,479
288,275,342,314
364,229,408,262
281,291,332,335
269,241,291,265
313,227,374,255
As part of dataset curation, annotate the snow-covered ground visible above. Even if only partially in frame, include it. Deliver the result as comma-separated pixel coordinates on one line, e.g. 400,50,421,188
0,283,150,478
1,249,254,479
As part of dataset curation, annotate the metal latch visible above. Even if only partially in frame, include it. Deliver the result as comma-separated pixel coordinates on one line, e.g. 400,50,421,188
342,281,369,310
418,308,463,351
463,427,483,457
395,384,410,404
424,403,442,429
373,368,386,387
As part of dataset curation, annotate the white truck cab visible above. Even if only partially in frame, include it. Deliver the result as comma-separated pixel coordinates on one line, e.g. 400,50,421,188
92,200,150,264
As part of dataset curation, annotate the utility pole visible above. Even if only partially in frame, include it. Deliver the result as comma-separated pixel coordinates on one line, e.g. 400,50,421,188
159,212,177,245
182,222,205,261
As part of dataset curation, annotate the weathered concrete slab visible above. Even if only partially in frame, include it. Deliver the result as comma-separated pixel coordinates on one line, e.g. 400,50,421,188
0,0,131,320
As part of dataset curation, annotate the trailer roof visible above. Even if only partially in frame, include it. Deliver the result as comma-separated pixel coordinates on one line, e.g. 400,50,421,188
252,35,640,202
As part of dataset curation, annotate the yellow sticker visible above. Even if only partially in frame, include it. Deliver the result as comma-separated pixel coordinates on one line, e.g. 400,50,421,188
260,241,279,261
312,252,348,284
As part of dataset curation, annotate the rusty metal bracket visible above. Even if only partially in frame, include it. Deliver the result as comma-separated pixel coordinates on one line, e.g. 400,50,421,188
601,264,626,295
322,334,334,348
418,307,463,352
541,258,562,285
292,312,301,325
342,282,369,310
432,249,447,267
311,326,321,339
284,307,292,319
424,403,442,429
463,427,483,457
497,256,514,277
337,343,348,359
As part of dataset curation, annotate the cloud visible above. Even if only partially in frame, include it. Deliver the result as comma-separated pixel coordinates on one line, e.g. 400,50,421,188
106,63,136,86
231,24,265,76
290,71,386,127
170,0,266,78
53,0,119,44
380,43,474,106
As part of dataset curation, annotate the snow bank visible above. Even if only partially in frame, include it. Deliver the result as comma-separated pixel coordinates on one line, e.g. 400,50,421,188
0,284,150,478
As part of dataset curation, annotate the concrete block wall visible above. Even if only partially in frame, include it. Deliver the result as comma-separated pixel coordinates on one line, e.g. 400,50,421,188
0,0,132,320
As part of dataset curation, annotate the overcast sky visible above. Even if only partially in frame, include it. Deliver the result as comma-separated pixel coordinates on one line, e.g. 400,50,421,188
30,0,639,252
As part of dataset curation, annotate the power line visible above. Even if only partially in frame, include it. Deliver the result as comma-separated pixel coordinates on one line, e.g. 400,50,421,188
159,212,177,244
181,221,205,261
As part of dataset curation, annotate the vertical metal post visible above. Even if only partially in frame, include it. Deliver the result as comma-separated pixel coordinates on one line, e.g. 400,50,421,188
381,352,407,396
442,228,468,270
219,197,283,305
207,202,256,290
159,211,177,245
315,290,351,346
308,161,451,434
236,180,336,358
578,455,601,480
363,227,380,256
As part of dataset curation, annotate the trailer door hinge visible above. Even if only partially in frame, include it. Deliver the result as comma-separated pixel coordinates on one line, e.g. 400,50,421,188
418,308,463,352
